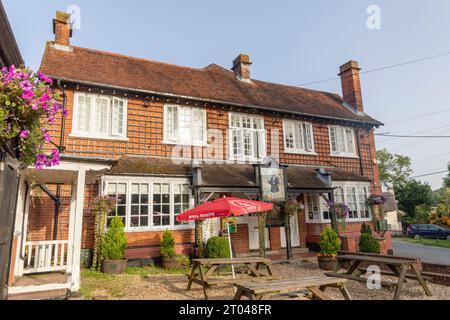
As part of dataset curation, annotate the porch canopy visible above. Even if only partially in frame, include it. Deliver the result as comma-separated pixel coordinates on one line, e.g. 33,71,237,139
106,156,369,194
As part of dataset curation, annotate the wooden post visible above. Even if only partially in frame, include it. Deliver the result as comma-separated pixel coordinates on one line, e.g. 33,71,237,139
68,168,86,292
257,213,266,258
285,213,292,260
328,192,338,234
193,188,204,258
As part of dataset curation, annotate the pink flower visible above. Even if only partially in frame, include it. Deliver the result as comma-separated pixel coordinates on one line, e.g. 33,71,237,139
20,80,33,91
37,71,53,84
19,130,30,139
42,130,51,143
21,90,35,100
39,92,51,104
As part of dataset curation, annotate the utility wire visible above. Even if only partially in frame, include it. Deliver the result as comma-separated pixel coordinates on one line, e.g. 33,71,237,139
297,50,450,87
384,107,450,125
413,151,450,165
375,134,450,138
376,124,450,144
410,170,448,179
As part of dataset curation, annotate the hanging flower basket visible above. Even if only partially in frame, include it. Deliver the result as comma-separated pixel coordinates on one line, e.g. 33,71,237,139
0,65,67,169
327,201,350,232
367,194,387,221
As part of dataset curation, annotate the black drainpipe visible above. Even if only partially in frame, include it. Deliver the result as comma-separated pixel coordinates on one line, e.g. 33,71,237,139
53,186,61,240
56,79,67,152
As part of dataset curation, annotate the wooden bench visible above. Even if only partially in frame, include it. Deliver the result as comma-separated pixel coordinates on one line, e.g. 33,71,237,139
233,276,351,300
186,257,275,300
327,254,432,300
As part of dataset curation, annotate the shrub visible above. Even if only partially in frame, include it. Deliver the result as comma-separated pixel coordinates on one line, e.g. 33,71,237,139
205,236,230,258
175,254,191,268
100,216,127,260
359,233,381,254
160,230,175,258
319,228,341,258
360,223,372,235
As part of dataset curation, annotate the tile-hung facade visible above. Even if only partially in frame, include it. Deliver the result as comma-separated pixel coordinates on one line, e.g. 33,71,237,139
11,12,384,292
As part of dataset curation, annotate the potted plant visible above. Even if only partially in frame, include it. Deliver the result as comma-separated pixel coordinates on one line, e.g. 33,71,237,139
101,216,128,274
318,227,341,271
160,230,177,269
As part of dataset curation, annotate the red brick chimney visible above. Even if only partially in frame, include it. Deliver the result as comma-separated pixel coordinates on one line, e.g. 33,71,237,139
339,60,364,112
232,54,252,82
53,11,72,47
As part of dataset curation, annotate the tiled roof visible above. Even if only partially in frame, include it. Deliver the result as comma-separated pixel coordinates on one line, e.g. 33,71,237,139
40,42,382,126
106,157,370,189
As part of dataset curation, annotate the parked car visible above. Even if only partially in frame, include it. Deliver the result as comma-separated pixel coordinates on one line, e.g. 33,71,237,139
407,224,450,240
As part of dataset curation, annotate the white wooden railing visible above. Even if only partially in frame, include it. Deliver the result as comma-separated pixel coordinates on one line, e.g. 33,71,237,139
23,240,68,274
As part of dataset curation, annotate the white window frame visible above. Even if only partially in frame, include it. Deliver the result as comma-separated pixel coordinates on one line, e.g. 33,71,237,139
282,120,316,155
328,125,357,158
305,181,372,224
102,176,194,232
305,193,321,223
228,112,266,162
71,92,128,140
162,104,207,146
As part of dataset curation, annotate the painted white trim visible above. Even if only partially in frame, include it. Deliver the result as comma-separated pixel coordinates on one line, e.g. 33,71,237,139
328,125,358,158
228,112,266,161
163,104,208,146
71,92,128,140
101,175,195,232
282,119,316,155
69,169,86,292
7,282,71,295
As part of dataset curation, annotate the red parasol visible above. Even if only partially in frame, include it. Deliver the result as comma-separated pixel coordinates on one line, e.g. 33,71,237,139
176,197,273,221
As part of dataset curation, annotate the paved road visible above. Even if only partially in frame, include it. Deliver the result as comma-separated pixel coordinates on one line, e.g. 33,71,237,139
392,239,450,265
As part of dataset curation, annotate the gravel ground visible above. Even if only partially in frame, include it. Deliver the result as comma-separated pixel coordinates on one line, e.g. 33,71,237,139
80,261,450,300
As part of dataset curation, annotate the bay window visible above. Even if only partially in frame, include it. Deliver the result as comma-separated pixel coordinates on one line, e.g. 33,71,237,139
229,113,266,161
283,120,315,154
164,105,206,146
306,183,371,223
72,92,127,139
329,125,356,156
104,177,193,231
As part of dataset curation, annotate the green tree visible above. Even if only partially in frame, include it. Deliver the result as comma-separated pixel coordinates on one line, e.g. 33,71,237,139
395,180,433,217
377,149,413,188
444,162,450,188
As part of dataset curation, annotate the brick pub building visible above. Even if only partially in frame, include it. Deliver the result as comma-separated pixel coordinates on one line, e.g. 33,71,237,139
7,12,386,298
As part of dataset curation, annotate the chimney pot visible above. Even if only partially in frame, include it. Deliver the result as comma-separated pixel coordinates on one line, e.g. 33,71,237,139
339,60,364,112
53,11,72,47
232,54,252,82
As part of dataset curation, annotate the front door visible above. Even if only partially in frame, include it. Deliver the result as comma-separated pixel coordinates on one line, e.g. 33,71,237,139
280,214,300,248
247,216,269,250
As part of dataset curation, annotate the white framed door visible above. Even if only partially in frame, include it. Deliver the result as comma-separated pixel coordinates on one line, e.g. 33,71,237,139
247,216,270,250
280,215,300,248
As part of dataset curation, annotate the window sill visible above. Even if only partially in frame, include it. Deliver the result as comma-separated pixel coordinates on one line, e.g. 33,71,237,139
329,153,359,159
162,140,208,147
68,133,129,142
229,156,265,163
125,225,194,233
284,149,318,156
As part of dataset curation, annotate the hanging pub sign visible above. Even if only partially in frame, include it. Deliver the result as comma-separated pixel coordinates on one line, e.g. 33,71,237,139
260,166,286,202
221,217,237,234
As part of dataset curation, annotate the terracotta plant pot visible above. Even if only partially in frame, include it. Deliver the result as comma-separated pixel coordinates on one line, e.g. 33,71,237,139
317,256,337,271
102,259,127,274
162,256,181,269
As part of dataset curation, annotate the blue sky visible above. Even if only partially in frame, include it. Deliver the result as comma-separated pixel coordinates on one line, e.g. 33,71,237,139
3,0,450,189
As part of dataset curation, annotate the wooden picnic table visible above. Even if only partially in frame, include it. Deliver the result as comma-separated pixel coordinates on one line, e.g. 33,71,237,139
325,254,432,300
233,276,351,300
187,257,277,300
